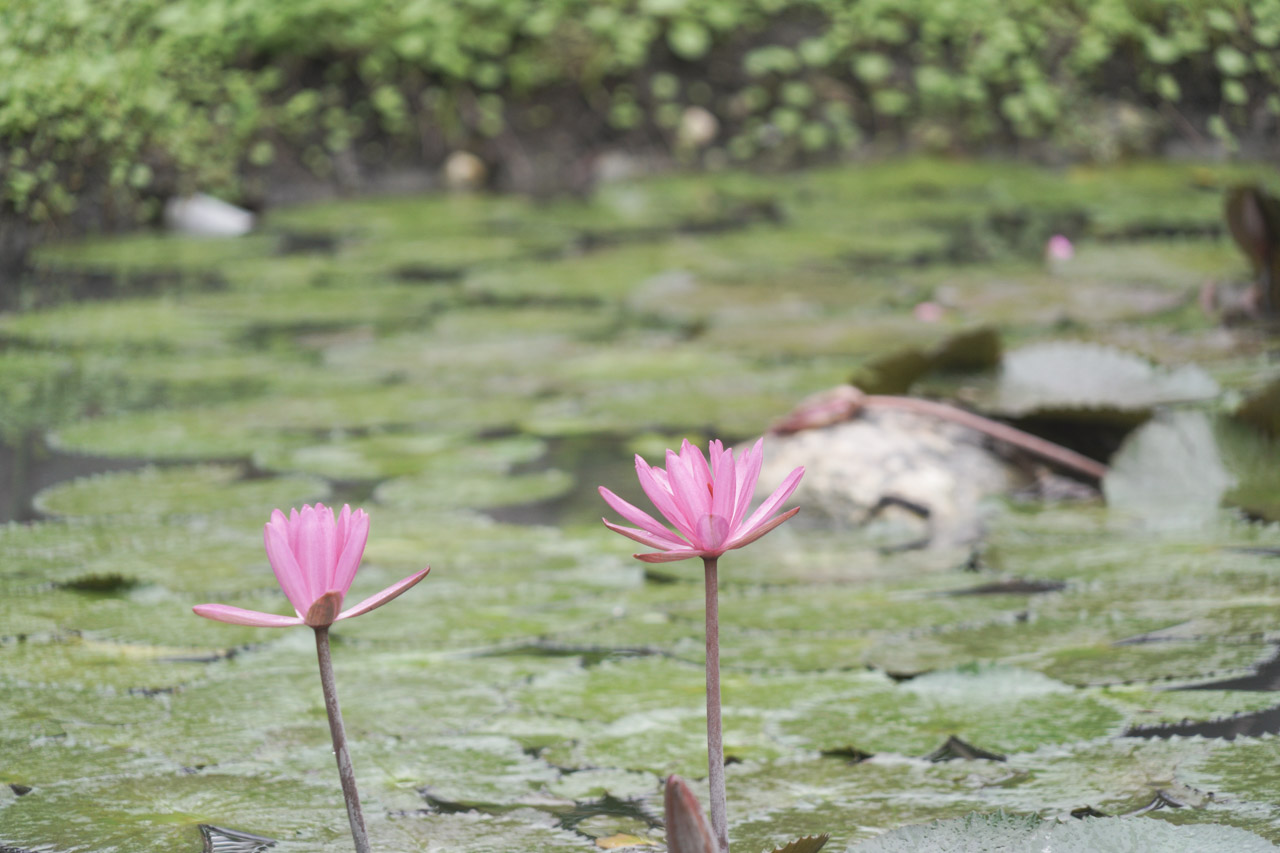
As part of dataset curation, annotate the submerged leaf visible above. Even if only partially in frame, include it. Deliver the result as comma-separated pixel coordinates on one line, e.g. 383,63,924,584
852,326,1001,394
767,834,830,853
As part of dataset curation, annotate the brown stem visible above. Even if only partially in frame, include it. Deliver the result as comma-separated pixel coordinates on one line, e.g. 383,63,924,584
865,394,1108,481
314,626,372,853
702,556,729,853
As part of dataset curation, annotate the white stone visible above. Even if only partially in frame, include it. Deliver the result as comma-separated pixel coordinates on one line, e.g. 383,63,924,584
163,193,254,237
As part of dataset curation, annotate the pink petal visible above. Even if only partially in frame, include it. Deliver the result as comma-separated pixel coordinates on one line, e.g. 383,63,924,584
293,505,324,602
331,508,369,595
636,457,694,536
264,522,311,614
314,503,338,589
334,504,352,554
683,440,713,486
599,487,686,546
727,506,800,551
738,465,804,534
732,439,764,529
287,507,301,551
667,447,711,532
709,446,736,526
696,513,731,551
335,567,430,621
193,603,304,628
603,518,690,551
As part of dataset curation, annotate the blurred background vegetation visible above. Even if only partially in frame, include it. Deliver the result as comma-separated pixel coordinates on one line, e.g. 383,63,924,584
4,0,1280,252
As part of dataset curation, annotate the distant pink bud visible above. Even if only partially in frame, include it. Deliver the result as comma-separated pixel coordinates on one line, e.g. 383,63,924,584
912,301,945,323
1045,234,1074,262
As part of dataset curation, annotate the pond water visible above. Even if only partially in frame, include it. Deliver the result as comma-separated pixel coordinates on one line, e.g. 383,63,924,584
5,159,1280,851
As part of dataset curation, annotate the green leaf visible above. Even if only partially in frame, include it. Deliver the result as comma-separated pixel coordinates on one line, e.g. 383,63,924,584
848,811,1279,852
768,833,830,853
668,19,710,60
992,342,1218,418
1103,411,1232,526
1216,45,1250,77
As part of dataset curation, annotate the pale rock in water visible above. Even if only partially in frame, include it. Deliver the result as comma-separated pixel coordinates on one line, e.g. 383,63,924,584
444,151,487,191
678,106,719,148
758,408,1024,546
163,193,254,236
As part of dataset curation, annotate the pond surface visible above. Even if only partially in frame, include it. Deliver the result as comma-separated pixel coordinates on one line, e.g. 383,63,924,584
5,159,1280,851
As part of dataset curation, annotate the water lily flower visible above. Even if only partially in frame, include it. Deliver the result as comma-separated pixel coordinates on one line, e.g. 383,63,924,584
192,503,429,853
598,438,804,563
194,503,429,628
600,438,802,853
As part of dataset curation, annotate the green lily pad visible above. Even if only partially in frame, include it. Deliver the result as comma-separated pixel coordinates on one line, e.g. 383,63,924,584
540,705,785,778
1217,418,1280,522
784,665,1123,756
375,467,573,513
254,432,463,480
0,633,210,693
848,811,1278,852
32,464,329,519
993,342,1218,419
0,296,229,352
1104,411,1233,526
49,388,531,460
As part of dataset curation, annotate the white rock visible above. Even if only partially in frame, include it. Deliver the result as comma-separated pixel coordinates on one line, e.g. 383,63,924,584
677,106,719,148
163,193,254,237
759,408,1026,546
443,150,487,191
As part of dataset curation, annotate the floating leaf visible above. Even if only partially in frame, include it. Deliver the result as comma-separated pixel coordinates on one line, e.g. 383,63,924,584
847,811,1279,852
767,834,830,853
993,342,1218,420
852,326,1001,394
1103,411,1232,526
32,465,329,519
1235,376,1280,438
597,832,661,848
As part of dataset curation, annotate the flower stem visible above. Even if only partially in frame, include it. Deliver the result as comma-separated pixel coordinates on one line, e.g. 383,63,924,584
702,556,729,853
314,626,371,853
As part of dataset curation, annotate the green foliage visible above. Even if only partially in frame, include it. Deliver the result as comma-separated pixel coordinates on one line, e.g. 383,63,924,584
2,0,1277,232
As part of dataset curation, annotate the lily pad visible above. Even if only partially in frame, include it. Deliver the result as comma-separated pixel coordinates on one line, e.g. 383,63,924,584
49,388,531,460
32,464,330,519
993,342,1218,420
253,432,508,481
375,467,573,513
1103,411,1233,526
783,665,1123,756
848,811,1278,852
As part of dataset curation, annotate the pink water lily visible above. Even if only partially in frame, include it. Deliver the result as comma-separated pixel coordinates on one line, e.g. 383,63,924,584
599,438,804,563
194,503,429,628
601,438,802,853
192,502,429,853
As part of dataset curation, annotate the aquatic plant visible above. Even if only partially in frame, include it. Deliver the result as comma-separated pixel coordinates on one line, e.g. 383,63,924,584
601,439,803,853
194,503,430,853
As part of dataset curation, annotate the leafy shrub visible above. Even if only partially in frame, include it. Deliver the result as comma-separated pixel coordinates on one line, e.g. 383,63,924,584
3,0,1279,234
